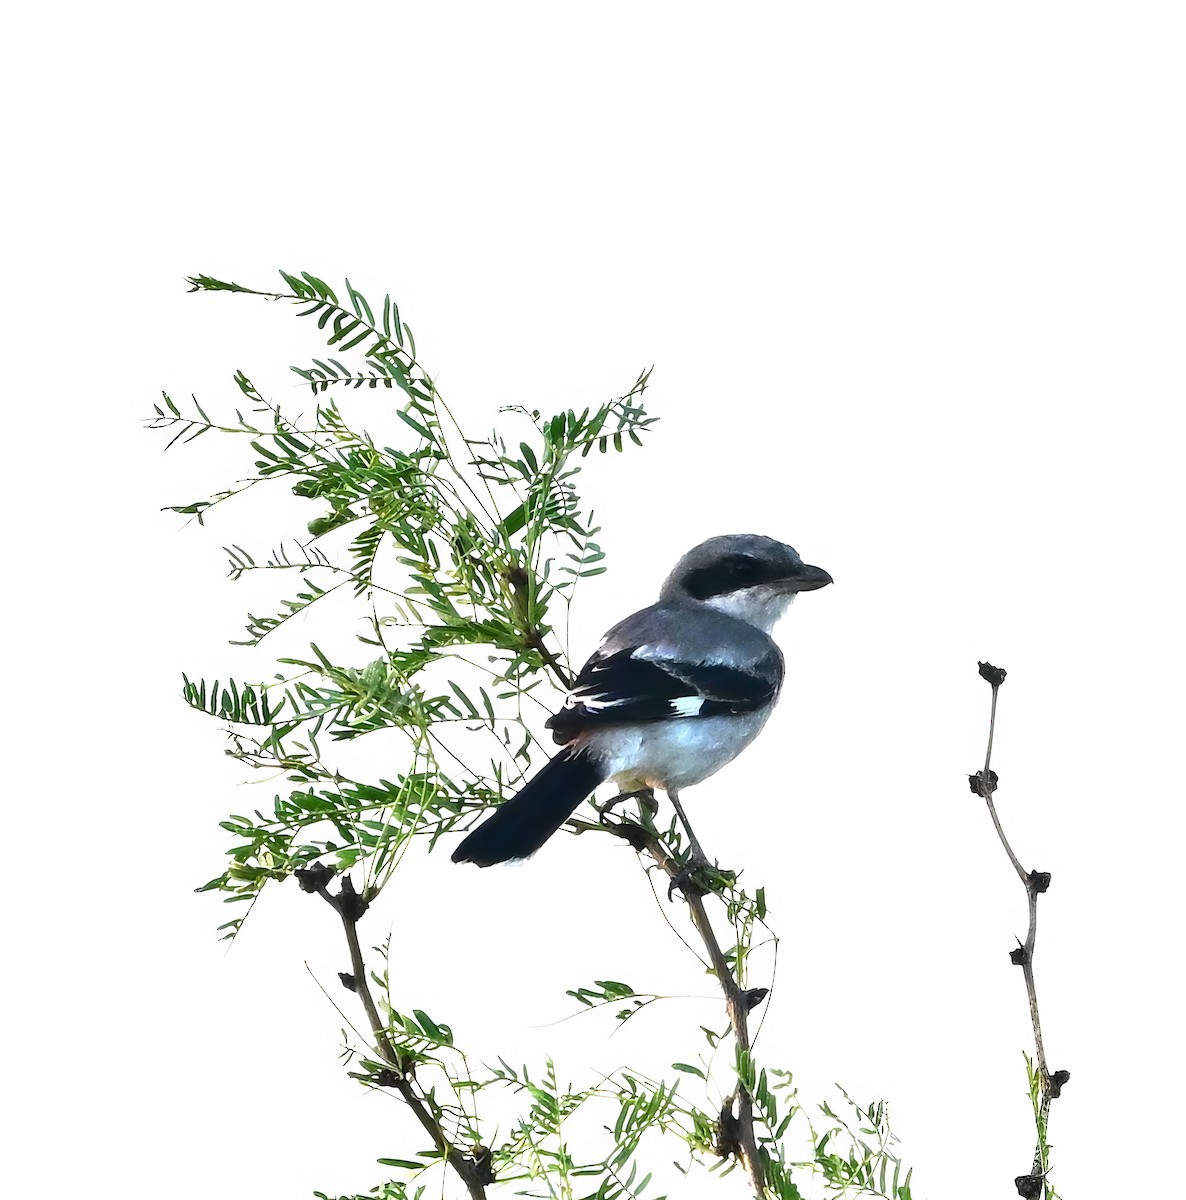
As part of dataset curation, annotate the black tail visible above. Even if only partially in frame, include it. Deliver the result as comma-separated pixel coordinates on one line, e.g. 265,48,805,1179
451,748,608,866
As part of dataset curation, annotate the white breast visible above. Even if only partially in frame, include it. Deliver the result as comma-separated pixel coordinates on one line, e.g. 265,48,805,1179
585,708,776,791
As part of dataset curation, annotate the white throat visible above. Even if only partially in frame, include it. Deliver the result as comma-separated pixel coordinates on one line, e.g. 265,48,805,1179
701,585,794,633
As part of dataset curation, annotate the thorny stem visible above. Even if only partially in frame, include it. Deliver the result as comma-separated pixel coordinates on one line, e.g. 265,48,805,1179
973,664,1065,1200
303,871,488,1200
598,800,767,1198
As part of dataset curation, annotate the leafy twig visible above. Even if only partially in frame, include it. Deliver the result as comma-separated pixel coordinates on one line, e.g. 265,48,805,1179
294,864,491,1200
969,662,1069,1200
596,798,767,1197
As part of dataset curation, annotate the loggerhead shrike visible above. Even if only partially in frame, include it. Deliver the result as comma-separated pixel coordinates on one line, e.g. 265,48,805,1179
451,534,831,867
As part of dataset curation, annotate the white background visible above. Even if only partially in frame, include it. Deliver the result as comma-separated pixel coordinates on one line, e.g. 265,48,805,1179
6,4,1184,1198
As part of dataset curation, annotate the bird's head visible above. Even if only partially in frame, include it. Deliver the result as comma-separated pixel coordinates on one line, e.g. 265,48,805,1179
661,534,832,632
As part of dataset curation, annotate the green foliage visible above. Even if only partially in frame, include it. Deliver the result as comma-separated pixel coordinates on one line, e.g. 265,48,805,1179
158,271,916,1200
152,269,656,935
565,979,658,1025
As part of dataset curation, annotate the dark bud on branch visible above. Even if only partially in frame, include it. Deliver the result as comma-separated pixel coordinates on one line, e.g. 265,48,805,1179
338,972,358,992
969,768,999,798
715,1101,742,1159
295,862,336,893
1049,1068,1071,1098
373,1068,402,1088
468,1145,495,1185
1009,944,1030,967
335,874,369,922
1015,1173,1043,1199
979,661,1008,687
1028,870,1052,895
743,987,770,1012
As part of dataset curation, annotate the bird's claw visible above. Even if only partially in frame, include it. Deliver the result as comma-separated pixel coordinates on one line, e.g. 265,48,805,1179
601,787,657,817
667,855,735,900
668,865,706,900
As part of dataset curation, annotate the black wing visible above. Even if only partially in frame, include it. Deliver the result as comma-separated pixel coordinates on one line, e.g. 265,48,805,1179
546,646,780,743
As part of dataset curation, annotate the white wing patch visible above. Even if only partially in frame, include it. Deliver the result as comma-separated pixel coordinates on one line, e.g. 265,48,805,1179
567,689,704,718
568,692,634,712
566,647,709,718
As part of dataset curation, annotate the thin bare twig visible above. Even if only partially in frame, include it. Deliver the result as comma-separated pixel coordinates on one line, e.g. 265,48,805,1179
970,662,1068,1200
295,865,489,1200
596,797,768,1197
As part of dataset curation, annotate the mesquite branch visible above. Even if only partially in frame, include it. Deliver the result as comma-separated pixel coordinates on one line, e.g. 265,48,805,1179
969,662,1069,1200
538,618,769,1192
294,865,490,1200
596,797,768,1198
540,636,766,1191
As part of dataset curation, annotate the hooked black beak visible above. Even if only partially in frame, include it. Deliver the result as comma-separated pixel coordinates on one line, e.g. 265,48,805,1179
782,562,833,593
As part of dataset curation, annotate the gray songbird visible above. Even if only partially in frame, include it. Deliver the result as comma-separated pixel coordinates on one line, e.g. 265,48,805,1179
451,534,832,867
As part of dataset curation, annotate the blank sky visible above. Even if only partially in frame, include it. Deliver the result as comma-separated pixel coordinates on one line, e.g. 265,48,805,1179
6,4,1184,1199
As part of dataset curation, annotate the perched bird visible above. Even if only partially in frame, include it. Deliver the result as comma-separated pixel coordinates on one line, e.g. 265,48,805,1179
451,534,832,867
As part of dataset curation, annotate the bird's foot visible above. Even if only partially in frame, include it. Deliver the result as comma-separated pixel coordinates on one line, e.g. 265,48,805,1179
601,787,658,818
667,853,736,900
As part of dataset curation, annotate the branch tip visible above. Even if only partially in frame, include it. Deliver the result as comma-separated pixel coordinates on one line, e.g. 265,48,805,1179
978,661,1008,687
